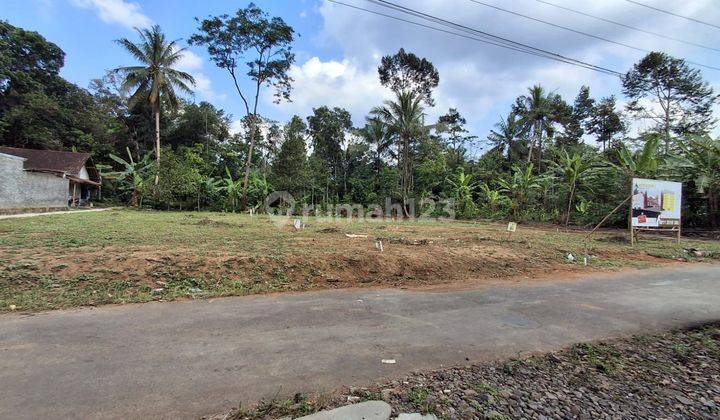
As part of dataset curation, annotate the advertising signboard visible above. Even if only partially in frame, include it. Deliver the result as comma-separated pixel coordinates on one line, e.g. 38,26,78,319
631,178,682,228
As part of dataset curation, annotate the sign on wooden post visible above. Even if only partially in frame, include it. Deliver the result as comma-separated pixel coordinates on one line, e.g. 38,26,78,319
630,178,682,244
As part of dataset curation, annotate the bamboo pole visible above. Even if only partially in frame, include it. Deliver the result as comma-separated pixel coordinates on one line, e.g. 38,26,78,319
583,195,632,267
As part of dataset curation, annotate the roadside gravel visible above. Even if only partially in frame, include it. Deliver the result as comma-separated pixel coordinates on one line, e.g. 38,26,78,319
222,323,720,419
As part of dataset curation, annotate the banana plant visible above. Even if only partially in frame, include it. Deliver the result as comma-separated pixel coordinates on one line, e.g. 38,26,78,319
107,147,153,207
196,176,223,211
550,150,599,226
665,135,720,228
221,167,243,213
446,168,479,219
613,136,661,179
498,163,542,219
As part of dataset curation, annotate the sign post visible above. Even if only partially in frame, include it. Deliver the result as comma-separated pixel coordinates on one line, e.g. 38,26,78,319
506,222,517,240
630,178,682,245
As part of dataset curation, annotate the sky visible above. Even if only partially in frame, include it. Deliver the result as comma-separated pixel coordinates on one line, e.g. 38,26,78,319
3,0,720,156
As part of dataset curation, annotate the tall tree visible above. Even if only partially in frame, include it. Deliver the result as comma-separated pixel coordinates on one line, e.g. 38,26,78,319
271,116,308,199
307,106,352,200
622,52,717,154
370,91,426,211
378,48,439,106
165,101,231,151
190,3,295,209
513,85,561,170
436,108,476,170
114,25,196,183
563,86,594,144
0,21,105,151
586,96,625,151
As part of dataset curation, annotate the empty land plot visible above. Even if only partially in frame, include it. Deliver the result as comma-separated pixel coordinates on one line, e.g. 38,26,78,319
1,209,719,312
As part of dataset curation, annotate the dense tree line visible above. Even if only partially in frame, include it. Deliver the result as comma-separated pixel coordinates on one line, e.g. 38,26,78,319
1,7,719,228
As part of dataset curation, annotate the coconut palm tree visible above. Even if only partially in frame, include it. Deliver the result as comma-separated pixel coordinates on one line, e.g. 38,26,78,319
370,91,426,211
488,113,526,161
360,117,393,172
514,85,559,170
114,25,195,183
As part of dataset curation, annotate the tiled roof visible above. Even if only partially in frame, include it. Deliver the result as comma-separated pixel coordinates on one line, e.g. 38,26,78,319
0,146,92,176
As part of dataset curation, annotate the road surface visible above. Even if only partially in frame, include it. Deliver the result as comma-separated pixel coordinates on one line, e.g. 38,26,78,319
1,265,719,419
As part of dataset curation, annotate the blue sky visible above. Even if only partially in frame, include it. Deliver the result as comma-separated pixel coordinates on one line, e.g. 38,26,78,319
3,0,720,154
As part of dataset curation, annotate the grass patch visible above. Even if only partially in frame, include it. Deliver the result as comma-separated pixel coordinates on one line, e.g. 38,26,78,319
2,209,719,312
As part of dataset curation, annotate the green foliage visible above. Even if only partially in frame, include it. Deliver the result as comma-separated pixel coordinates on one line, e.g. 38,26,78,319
446,168,479,219
114,24,196,176
221,167,244,212
371,91,427,203
4,19,720,229
271,116,309,199
150,148,204,208
613,136,661,179
665,135,720,227
498,164,542,219
622,51,717,153
107,147,153,206
378,48,439,106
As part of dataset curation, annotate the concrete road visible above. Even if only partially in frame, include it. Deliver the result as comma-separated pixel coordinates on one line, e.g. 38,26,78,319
1,265,719,419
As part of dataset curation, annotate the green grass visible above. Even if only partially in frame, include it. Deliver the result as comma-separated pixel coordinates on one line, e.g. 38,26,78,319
1,209,719,312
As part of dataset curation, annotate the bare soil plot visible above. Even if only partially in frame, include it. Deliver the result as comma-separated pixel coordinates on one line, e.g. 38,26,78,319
1,209,718,312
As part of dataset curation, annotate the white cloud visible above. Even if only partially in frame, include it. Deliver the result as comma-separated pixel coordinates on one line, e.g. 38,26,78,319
269,56,392,122
175,50,203,72
175,50,226,103
70,0,152,29
308,0,720,140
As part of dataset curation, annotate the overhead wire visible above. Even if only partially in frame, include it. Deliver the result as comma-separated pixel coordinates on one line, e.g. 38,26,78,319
465,0,720,71
325,0,622,76
534,0,720,52
624,0,720,31
359,0,623,76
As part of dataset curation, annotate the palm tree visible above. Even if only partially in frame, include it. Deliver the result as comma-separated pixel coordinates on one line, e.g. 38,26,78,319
370,91,426,212
550,150,599,226
488,113,526,160
514,85,559,170
360,117,393,172
114,25,196,183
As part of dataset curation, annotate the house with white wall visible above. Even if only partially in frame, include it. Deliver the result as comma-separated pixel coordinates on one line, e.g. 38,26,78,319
0,146,101,213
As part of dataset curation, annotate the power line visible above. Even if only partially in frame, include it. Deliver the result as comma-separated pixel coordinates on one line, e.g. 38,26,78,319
326,0,621,76
624,0,720,30
352,0,623,76
466,0,720,72
535,0,720,53
326,0,583,65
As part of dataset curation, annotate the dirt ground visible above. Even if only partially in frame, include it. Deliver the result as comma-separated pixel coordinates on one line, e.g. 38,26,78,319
1,210,719,311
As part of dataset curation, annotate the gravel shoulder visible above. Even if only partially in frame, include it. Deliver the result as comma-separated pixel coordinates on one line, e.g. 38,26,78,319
223,323,720,419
